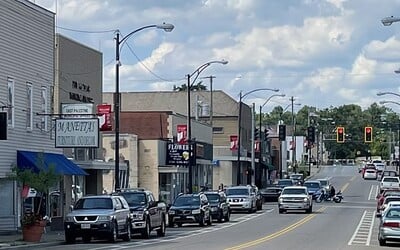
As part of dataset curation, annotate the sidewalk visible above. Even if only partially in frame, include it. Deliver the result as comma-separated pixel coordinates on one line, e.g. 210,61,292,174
0,228,64,249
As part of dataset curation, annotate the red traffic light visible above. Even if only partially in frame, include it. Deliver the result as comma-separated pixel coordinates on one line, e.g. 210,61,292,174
337,127,345,143
338,128,343,134
365,126,373,143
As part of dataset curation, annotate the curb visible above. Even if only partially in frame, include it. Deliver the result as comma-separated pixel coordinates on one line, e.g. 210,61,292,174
1,241,64,249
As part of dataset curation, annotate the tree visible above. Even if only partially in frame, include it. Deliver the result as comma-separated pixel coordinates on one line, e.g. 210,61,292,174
173,81,208,91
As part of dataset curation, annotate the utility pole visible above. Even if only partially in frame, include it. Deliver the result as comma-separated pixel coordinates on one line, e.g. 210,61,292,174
251,103,255,185
290,96,295,174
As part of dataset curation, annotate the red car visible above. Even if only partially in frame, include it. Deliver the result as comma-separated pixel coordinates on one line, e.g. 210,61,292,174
377,189,400,214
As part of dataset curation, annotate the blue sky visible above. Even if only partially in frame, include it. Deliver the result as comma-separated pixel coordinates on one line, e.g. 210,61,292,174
34,0,400,112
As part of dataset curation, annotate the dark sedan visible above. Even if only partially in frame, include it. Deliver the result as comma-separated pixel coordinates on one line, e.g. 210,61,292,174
260,187,283,202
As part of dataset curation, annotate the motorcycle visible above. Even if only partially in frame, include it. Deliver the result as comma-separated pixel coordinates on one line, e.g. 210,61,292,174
332,191,343,203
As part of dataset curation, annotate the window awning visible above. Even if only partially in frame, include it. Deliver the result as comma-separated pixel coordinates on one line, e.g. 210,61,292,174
17,150,88,176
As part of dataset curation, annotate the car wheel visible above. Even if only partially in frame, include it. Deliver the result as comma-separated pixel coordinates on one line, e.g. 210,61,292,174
306,206,312,214
257,202,262,210
379,237,386,246
109,221,118,243
218,211,223,223
224,210,230,222
141,218,151,239
279,209,284,214
199,214,206,227
65,232,75,244
82,235,91,243
157,218,166,237
122,221,131,241
207,214,212,226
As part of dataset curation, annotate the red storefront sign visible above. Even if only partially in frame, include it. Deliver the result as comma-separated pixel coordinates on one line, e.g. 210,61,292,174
97,104,112,131
177,125,187,145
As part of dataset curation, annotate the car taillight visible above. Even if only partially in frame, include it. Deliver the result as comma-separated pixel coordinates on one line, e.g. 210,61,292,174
383,222,400,228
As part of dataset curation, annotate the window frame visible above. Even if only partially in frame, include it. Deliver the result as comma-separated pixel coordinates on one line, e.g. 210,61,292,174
7,78,14,127
41,86,48,131
26,82,33,130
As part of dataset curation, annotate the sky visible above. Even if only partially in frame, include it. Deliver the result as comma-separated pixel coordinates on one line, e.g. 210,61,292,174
32,0,400,113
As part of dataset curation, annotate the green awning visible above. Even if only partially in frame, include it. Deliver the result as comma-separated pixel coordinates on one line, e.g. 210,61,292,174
265,163,276,170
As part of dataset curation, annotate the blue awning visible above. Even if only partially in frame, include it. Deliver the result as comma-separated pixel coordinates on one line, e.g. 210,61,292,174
17,150,88,176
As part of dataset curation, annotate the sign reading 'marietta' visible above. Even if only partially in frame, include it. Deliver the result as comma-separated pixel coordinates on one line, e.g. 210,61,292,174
55,118,99,148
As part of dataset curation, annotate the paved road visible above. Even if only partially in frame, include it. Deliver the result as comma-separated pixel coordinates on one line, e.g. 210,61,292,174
26,165,400,250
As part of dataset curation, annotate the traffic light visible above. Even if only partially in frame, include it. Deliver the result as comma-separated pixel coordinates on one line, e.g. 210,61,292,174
254,128,259,139
336,127,345,143
307,126,315,143
365,126,373,143
264,128,269,141
278,125,286,141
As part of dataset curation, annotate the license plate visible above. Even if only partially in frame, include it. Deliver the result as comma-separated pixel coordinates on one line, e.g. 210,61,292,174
81,224,90,229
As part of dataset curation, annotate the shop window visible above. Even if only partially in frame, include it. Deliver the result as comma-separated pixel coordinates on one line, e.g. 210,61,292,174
213,127,224,134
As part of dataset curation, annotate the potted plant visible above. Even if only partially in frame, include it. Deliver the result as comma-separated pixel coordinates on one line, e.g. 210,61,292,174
8,153,61,242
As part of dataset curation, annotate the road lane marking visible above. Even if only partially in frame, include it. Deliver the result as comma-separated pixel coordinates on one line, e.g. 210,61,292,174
368,185,377,201
350,175,357,181
341,182,350,192
347,210,375,246
224,207,326,250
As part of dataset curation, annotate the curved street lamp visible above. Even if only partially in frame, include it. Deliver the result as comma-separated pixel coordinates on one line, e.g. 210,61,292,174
257,93,285,187
237,88,279,185
377,91,400,99
114,23,174,191
187,60,228,193
381,16,400,26
380,100,400,106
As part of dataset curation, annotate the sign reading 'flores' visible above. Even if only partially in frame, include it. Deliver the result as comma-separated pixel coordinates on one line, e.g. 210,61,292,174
166,143,194,165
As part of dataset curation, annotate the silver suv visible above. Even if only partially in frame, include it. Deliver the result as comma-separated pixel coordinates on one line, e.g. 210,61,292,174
225,185,257,213
278,186,312,214
64,195,132,243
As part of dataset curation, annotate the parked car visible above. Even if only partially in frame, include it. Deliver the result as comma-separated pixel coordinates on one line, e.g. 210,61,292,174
303,180,323,200
260,187,283,202
380,170,398,181
378,207,400,246
380,176,400,189
363,169,378,180
168,193,212,227
290,174,305,186
64,195,132,244
277,179,296,188
225,185,257,213
278,186,313,214
317,178,330,193
114,188,167,238
376,189,400,213
378,196,400,216
204,191,230,222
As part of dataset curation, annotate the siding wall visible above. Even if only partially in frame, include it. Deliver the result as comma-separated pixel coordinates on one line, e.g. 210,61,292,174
0,0,56,231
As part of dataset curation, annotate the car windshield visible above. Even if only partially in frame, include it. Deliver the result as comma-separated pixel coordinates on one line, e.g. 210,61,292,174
226,188,249,196
304,182,320,189
282,188,307,195
319,180,328,186
385,197,400,204
290,175,302,180
383,177,399,183
75,198,113,209
205,194,220,202
173,196,200,206
120,193,146,206
278,180,293,185
385,208,400,218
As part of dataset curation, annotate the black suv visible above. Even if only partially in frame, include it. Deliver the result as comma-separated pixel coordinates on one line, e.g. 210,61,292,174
115,189,167,239
168,193,212,227
204,191,230,222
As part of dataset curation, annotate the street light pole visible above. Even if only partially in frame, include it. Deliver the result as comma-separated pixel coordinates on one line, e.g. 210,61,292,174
290,96,295,175
236,88,279,185
187,60,228,193
114,23,174,192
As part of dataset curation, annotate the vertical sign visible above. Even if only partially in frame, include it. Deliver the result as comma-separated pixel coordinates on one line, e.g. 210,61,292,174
97,104,112,131
177,125,187,145
230,135,238,150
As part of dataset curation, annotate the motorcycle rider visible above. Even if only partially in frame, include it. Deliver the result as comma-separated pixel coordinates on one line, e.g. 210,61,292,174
329,185,336,199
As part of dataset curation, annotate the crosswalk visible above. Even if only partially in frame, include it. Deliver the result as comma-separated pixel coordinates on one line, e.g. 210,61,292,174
348,210,376,246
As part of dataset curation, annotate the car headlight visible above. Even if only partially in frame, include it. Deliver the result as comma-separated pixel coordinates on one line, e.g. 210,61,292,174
303,197,309,202
133,211,144,220
243,198,249,202
278,197,283,203
192,209,201,215
65,216,74,222
168,210,175,215
98,215,112,221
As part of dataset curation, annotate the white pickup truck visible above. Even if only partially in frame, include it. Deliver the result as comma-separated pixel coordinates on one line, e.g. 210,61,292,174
380,176,400,189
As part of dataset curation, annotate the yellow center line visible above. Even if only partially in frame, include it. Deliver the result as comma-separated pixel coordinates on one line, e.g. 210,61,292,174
341,182,350,192
350,175,356,181
224,206,327,250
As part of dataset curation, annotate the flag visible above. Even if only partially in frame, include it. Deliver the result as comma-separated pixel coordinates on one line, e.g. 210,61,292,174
230,135,238,150
177,125,187,145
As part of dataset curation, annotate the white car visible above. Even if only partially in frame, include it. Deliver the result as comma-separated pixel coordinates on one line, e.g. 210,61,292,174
278,186,313,214
382,201,400,215
364,169,378,180
373,160,386,172
380,177,400,189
